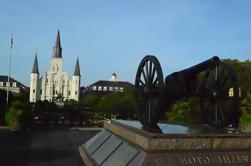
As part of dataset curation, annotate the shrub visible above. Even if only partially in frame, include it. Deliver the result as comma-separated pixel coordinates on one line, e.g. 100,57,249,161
239,113,251,129
4,100,32,130
165,99,195,124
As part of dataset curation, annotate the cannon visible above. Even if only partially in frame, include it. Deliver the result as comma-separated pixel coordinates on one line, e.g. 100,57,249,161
135,55,240,132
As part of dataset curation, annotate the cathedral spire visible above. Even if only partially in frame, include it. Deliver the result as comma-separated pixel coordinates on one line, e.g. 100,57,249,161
32,53,39,74
52,30,62,58
73,58,80,76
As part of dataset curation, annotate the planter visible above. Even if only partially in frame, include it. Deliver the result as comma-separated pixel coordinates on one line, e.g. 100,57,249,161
240,113,251,133
241,123,251,133
10,119,25,131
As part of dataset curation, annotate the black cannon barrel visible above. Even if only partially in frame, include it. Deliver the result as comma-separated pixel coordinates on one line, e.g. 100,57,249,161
165,56,220,87
178,56,220,76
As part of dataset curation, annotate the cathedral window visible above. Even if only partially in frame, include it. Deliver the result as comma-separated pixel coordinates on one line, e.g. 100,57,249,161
68,91,71,95
75,91,77,95
40,90,42,94
46,79,48,83
53,90,55,95
33,89,35,93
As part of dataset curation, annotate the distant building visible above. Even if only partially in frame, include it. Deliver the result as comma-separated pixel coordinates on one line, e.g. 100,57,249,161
82,73,133,96
0,75,29,94
29,30,81,102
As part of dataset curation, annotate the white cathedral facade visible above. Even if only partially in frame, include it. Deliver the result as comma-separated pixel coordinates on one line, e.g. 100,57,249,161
29,31,81,102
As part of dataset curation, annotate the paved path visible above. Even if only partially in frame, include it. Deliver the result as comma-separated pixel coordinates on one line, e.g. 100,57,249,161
0,127,101,166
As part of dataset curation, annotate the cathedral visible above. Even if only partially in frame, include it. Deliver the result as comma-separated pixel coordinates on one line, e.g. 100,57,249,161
29,30,81,102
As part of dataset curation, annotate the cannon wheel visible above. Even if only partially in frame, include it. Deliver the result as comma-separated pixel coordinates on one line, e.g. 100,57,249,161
135,55,165,132
200,62,240,128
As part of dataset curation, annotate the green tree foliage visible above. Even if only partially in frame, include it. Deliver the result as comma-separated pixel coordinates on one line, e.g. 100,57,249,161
79,95,99,109
165,98,200,124
35,100,56,111
1,90,29,125
239,91,251,127
223,59,251,119
97,87,135,118
239,113,251,129
0,90,7,117
79,87,135,119
240,91,251,114
0,89,7,106
5,99,32,128
223,59,251,98
64,99,78,109
0,89,16,112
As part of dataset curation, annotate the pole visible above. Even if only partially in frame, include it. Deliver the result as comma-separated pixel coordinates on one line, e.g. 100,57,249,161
6,33,13,110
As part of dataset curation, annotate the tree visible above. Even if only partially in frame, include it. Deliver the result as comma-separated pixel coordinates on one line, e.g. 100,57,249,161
97,87,135,118
165,98,198,124
223,59,251,120
79,95,99,109
0,89,7,107
64,99,78,109
5,98,32,130
240,91,251,114
0,90,29,125
223,59,251,98
0,90,7,124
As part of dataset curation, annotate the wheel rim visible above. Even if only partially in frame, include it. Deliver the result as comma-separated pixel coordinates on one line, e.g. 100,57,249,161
135,55,164,129
200,62,239,127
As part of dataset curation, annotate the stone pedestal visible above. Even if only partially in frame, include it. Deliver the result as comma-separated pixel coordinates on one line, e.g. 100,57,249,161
79,120,251,166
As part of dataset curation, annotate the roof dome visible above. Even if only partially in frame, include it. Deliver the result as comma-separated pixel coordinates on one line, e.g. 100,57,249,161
110,73,118,81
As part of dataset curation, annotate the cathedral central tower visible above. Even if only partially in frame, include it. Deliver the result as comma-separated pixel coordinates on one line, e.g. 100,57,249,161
51,30,63,73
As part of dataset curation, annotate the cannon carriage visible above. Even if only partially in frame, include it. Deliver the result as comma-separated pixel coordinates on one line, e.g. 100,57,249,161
135,55,240,132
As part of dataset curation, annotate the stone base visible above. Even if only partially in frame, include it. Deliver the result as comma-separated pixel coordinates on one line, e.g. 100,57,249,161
79,120,251,166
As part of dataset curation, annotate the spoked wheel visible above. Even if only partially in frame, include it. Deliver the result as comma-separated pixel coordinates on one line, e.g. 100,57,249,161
135,55,165,132
200,62,240,128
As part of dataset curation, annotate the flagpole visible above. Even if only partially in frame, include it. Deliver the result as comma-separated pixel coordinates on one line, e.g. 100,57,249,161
6,33,13,109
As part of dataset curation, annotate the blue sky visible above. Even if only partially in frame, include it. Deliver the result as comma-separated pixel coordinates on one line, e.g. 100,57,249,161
0,0,251,86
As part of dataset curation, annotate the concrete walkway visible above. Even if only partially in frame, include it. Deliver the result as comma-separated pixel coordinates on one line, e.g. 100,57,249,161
0,127,101,166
